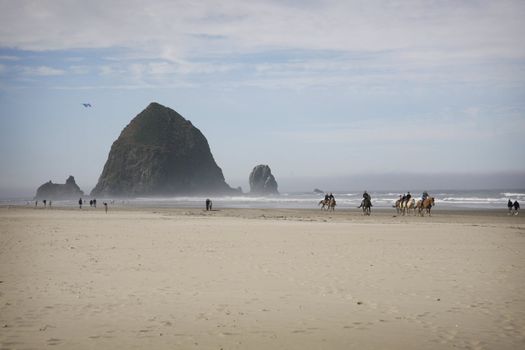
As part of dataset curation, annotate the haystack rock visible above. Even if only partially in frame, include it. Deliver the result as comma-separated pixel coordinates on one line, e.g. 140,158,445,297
91,102,237,197
249,165,279,195
35,176,84,199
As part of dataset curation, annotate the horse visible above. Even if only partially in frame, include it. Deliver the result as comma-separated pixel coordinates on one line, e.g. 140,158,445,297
361,198,372,216
418,197,435,216
318,198,336,211
394,199,402,214
406,198,416,215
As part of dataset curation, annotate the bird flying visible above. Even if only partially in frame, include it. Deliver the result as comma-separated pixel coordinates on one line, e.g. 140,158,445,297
82,103,92,107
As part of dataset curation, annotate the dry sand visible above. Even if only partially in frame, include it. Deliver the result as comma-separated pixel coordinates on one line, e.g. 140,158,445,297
1,206,524,349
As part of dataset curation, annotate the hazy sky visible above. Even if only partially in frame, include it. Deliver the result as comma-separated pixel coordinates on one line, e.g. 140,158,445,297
1,0,524,195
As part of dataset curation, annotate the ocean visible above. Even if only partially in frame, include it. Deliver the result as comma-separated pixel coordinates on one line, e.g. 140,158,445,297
4,189,524,210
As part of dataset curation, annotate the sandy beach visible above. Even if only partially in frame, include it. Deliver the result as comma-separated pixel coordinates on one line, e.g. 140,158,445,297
1,206,524,349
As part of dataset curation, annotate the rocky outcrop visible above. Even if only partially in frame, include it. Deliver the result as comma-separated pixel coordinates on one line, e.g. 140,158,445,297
249,165,278,195
91,102,237,197
35,176,84,199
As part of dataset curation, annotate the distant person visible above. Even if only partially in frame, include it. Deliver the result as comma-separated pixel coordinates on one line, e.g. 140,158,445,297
93,199,97,208
43,199,47,207
104,202,108,213
513,201,520,215
422,191,429,202
359,191,371,208
406,192,411,202
329,193,335,201
324,193,329,202
205,198,212,211
49,200,52,208
79,198,83,209
89,200,93,207
508,199,514,215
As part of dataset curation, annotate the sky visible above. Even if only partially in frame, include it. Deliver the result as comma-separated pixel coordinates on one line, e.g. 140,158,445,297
0,0,524,196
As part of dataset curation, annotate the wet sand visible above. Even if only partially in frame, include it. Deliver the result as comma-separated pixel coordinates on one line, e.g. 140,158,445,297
1,206,524,349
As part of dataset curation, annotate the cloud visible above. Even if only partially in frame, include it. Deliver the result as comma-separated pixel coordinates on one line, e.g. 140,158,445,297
0,1,523,91
22,65,65,76
1,1,523,62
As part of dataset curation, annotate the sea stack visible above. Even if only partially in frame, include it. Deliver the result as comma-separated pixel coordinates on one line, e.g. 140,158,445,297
91,102,236,197
249,165,279,195
35,176,84,199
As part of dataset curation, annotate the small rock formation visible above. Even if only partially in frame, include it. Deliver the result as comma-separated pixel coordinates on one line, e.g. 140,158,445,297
91,102,237,197
249,165,279,195
35,176,84,199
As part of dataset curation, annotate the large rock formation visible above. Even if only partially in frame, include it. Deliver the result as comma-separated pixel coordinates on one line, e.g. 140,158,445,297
35,176,84,199
249,165,279,195
91,102,236,197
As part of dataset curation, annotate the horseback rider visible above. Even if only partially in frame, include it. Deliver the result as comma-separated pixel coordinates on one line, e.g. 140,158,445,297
406,192,411,202
329,193,335,201
324,193,329,202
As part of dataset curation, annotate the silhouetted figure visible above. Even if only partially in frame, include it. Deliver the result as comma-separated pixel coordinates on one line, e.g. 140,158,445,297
329,193,335,201
89,200,93,207
508,199,514,214
49,200,52,208
514,201,520,215
35,200,38,207
79,198,83,209
324,193,329,201
206,198,212,211
43,199,47,207
93,199,97,208
104,202,108,213
359,191,371,208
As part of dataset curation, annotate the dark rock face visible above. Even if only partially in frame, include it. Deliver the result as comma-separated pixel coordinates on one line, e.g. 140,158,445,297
35,176,84,199
249,165,278,195
91,102,235,197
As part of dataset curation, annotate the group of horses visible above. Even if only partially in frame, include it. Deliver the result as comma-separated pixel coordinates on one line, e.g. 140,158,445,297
394,197,435,216
318,195,435,216
318,197,372,215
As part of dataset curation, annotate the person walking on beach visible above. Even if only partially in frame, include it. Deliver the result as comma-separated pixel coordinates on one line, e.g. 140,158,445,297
79,198,83,209
35,200,38,207
205,198,212,211
359,191,371,208
513,200,520,215
43,199,47,207
93,199,97,208
104,202,108,213
508,199,514,215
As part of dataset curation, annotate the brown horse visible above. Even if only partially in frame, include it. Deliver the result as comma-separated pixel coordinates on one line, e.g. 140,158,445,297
319,198,336,211
419,197,435,216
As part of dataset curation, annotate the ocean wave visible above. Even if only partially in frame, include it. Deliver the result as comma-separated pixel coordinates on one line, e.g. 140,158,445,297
501,192,525,197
